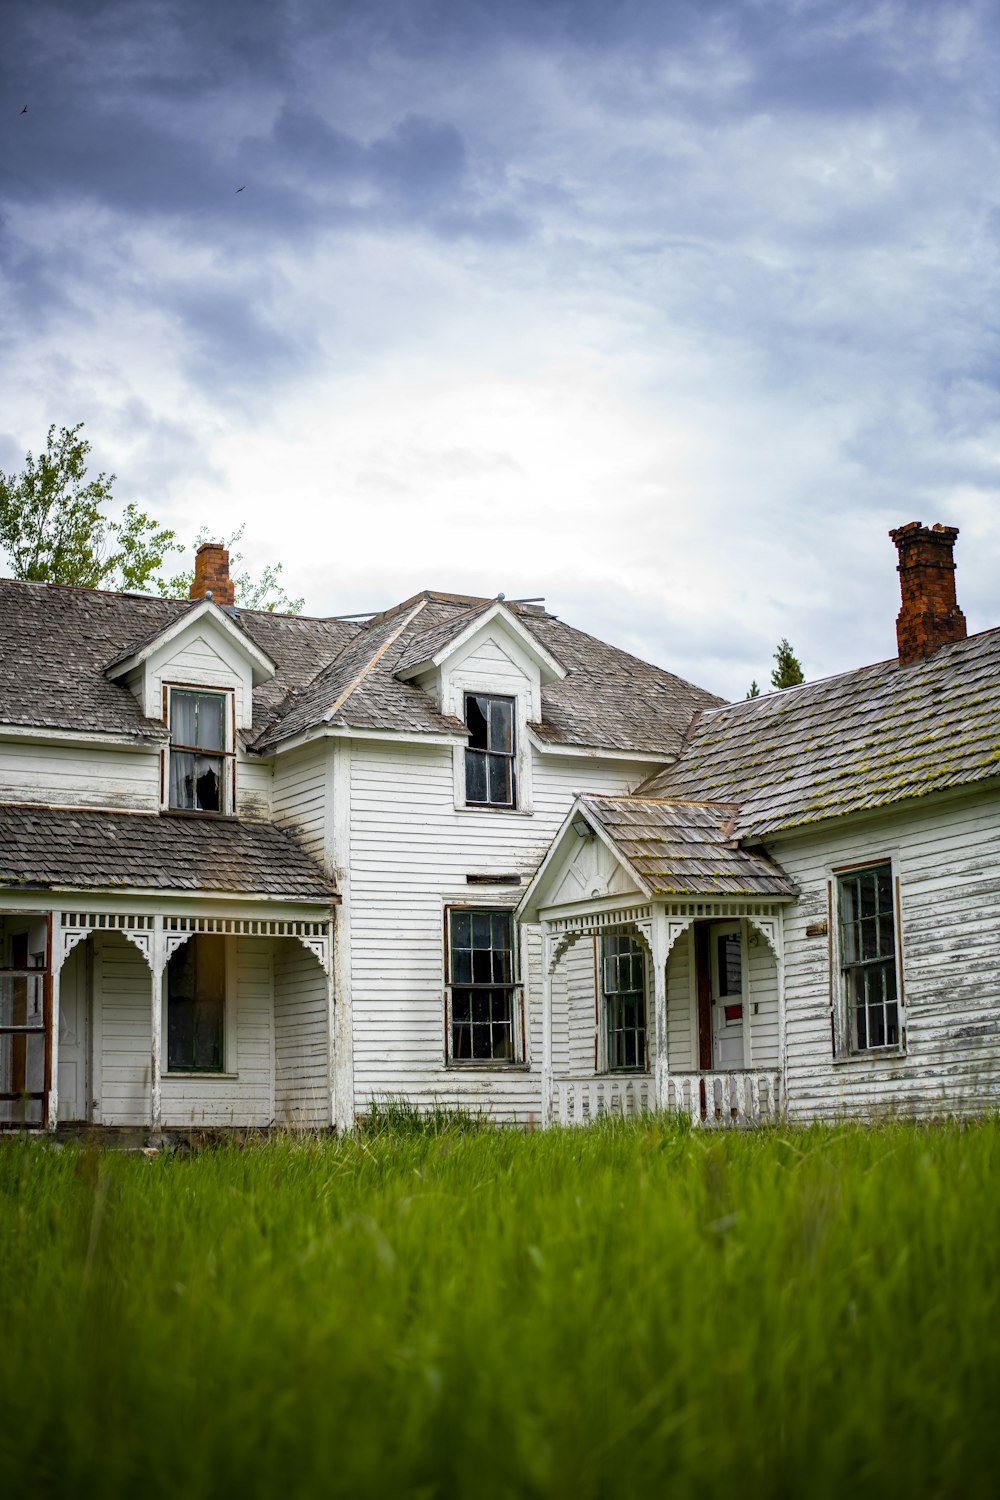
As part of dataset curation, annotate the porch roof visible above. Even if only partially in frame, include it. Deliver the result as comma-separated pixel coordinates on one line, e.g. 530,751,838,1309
578,795,798,899
0,804,337,902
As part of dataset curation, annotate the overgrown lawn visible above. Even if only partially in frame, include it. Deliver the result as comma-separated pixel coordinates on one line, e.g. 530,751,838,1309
2,1115,997,1497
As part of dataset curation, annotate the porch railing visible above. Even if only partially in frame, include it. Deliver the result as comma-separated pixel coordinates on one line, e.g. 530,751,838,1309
551,1070,782,1128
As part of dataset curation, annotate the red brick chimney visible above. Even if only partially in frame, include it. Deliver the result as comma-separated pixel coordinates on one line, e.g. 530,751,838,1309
189,542,235,607
889,522,966,665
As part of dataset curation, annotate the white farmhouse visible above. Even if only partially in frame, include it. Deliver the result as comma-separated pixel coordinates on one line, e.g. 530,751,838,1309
0,546,714,1131
2,522,997,1134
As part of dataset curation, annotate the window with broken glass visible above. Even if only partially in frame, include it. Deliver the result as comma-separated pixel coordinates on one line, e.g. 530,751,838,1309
838,864,900,1051
602,932,648,1071
447,908,519,1062
168,689,233,813
167,935,226,1072
464,693,516,808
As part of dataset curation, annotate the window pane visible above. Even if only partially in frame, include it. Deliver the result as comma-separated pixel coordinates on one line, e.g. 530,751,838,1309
488,753,513,806
465,749,488,803
448,910,516,1063
195,694,224,751
489,699,513,754
194,755,222,812
170,692,197,745
167,936,224,1072
465,696,489,750
170,750,196,810
717,934,742,996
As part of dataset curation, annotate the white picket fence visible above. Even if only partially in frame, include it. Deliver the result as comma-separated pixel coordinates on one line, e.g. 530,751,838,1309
551,1070,782,1128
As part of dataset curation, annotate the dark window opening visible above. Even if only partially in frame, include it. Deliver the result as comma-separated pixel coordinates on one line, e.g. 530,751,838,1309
464,694,515,808
448,908,517,1062
169,690,230,813
839,865,899,1051
167,935,225,1072
602,932,648,1072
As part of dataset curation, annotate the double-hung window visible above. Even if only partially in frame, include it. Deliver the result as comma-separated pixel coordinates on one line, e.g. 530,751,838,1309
168,688,233,813
446,908,519,1063
602,932,648,1072
167,935,226,1073
838,863,900,1051
464,694,515,808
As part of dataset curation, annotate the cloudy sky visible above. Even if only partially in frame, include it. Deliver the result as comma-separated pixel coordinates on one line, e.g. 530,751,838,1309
2,0,998,699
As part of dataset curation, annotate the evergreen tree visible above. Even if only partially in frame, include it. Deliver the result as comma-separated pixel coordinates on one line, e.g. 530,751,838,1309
771,638,804,690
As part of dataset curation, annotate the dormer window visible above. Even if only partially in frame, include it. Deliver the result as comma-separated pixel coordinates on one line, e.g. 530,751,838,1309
464,693,515,808
167,688,234,813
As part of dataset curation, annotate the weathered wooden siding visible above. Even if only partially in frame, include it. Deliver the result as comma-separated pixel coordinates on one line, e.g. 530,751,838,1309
273,938,330,1128
237,755,272,818
146,631,253,729
160,938,273,1128
746,924,780,1070
272,741,329,860
565,935,597,1073
92,931,150,1126
347,736,653,1122
0,740,159,810
665,930,696,1071
771,787,1000,1120
93,934,273,1128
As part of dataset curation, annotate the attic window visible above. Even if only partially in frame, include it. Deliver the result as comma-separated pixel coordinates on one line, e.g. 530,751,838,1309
167,688,234,814
464,694,515,808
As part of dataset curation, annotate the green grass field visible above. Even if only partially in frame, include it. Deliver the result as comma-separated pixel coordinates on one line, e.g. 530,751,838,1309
2,1114,998,1498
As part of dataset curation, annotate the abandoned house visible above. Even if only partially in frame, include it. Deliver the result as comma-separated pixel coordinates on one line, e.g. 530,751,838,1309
1,522,998,1132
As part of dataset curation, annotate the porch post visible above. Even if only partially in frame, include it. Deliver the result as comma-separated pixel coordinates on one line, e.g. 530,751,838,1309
46,954,61,1132
651,909,668,1113
541,927,553,1128
150,917,163,1133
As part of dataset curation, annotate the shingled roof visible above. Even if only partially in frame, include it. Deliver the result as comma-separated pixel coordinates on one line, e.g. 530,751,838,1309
580,794,797,898
0,804,336,900
643,627,1000,838
0,578,720,760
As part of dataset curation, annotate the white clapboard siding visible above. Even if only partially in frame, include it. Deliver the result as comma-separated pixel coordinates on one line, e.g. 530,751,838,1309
272,741,329,860
237,755,272,818
771,787,1000,1121
665,929,696,1071
745,924,780,1070
93,931,151,1126
273,937,330,1129
348,735,654,1122
0,741,159,810
566,935,597,1073
450,637,533,699
159,937,273,1128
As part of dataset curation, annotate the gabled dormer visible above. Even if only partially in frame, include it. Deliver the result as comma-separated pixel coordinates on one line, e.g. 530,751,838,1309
396,600,566,815
105,545,276,813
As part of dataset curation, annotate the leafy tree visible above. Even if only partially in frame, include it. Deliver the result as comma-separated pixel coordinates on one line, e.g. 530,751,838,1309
745,680,761,699
0,423,181,590
161,524,304,614
771,638,804,690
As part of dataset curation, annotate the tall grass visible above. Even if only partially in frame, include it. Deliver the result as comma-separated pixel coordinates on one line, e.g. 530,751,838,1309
1,1118,998,1498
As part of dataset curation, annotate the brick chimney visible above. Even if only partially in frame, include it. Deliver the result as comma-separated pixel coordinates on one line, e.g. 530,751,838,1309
889,522,966,665
189,542,235,607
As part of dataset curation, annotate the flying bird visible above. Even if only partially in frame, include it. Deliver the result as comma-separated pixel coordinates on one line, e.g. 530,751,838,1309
235,185,245,192
20,105,27,115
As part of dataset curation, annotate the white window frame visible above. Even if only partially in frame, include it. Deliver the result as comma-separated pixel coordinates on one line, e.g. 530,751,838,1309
163,683,237,816
448,670,534,815
599,930,650,1075
162,933,238,1078
831,856,906,1059
444,905,526,1068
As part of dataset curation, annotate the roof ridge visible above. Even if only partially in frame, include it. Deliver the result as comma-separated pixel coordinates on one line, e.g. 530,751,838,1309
323,599,429,722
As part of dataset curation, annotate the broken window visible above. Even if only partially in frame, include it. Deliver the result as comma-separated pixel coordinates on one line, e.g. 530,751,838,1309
167,935,226,1072
447,908,519,1062
464,694,516,808
602,932,648,1072
838,863,900,1051
168,688,233,813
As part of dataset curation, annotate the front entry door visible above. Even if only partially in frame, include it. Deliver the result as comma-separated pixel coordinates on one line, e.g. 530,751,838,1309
710,923,745,1070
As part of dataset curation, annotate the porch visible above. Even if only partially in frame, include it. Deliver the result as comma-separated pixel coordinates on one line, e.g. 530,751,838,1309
551,1068,783,1128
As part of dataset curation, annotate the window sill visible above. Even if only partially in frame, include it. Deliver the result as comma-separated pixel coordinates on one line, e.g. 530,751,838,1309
161,808,238,821
455,804,534,818
164,1071,239,1081
445,1061,532,1072
832,1049,907,1067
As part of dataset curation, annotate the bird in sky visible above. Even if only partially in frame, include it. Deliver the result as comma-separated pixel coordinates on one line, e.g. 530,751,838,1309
235,185,245,192
20,105,28,115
